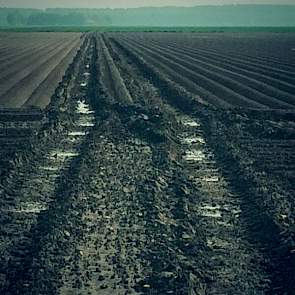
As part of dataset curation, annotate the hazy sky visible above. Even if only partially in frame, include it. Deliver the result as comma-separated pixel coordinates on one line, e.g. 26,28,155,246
0,0,294,9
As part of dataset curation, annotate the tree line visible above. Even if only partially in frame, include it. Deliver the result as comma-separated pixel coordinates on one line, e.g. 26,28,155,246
0,9,111,26
0,6,295,27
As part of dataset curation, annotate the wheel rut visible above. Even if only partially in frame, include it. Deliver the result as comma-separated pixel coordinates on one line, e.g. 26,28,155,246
100,36,269,294
1,33,294,295
0,35,96,294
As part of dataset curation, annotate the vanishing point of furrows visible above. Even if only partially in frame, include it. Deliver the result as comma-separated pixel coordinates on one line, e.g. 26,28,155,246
0,32,295,295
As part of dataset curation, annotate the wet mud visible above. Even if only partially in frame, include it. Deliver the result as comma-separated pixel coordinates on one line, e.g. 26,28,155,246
0,33,294,295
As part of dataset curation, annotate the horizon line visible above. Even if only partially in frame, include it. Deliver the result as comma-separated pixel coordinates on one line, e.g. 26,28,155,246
1,4,295,10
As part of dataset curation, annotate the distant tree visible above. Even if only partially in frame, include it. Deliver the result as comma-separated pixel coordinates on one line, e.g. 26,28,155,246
26,12,86,26
89,14,112,26
7,11,25,26
65,13,86,26
104,15,112,26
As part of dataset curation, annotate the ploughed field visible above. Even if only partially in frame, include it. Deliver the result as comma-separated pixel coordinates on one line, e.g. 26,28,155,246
0,32,83,109
0,32,295,295
109,32,295,109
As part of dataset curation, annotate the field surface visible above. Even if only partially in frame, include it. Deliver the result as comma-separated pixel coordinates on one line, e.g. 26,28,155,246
0,32,294,295
109,32,295,109
0,32,82,109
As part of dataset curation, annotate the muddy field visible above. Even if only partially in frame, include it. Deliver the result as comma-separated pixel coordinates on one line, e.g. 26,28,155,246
0,32,295,295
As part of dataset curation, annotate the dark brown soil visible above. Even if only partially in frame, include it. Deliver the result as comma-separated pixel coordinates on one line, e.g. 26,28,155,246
0,32,294,295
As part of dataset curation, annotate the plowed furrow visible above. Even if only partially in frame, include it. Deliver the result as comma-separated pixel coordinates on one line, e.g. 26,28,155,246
142,38,295,102
0,36,95,294
24,39,83,108
0,41,68,84
157,36,295,71
145,37,295,80
116,38,266,109
121,37,294,108
158,42,295,93
105,34,295,294
0,39,75,98
0,38,81,108
101,37,271,294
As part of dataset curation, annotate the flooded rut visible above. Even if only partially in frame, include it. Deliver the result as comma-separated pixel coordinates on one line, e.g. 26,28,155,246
175,113,266,294
0,36,97,293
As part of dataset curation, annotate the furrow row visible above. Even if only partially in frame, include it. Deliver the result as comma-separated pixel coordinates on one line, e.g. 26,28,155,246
0,38,82,108
116,37,268,109
121,36,295,108
143,38,295,99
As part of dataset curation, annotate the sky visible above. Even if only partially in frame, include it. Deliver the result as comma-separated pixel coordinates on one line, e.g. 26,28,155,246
0,0,295,8
0,0,295,9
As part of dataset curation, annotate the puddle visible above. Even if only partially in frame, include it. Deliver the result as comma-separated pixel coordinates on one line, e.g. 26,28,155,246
11,202,47,214
202,176,219,182
76,116,95,127
49,150,79,160
217,220,233,227
179,116,201,127
69,131,87,136
177,111,247,276
76,100,95,115
78,122,95,127
231,208,241,215
181,136,205,145
45,99,95,165
183,149,206,162
201,204,221,211
207,237,231,248
40,166,59,171
201,211,222,218
199,204,222,218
